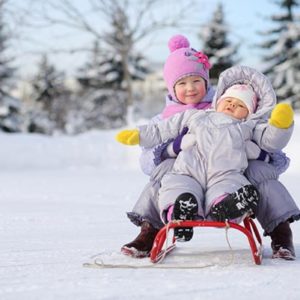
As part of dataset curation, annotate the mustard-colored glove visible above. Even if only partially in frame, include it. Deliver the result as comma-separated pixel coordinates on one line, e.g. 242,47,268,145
269,103,294,129
115,129,140,145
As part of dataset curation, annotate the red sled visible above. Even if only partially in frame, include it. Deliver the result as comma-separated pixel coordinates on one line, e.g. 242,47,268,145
150,217,263,265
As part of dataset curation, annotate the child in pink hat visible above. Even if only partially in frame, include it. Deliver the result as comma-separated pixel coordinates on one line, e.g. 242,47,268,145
119,38,298,261
120,34,215,258
163,34,211,103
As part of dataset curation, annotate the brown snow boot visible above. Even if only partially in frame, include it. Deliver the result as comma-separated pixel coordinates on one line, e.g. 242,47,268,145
121,221,159,258
270,221,295,260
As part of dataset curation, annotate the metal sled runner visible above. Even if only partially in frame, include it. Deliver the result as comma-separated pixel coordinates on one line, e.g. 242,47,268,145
150,217,263,265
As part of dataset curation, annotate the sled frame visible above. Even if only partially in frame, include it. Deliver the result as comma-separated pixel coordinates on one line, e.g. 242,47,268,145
150,217,263,265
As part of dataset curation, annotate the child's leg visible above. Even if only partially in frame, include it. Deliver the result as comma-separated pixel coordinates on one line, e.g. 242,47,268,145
205,172,258,221
159,173,205,241
172,192,199,241
159,173,205,221
208,185,260,222
127,180,164,229
121,179,162,258
245,160,300,234
270,221,295,260
122,160,174,258
245,160,300,260
126,159,175,230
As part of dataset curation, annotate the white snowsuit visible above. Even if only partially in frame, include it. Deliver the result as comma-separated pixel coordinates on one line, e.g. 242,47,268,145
138,105,291,221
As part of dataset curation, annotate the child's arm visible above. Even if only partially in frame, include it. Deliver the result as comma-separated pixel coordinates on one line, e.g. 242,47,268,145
252,103,294,152
139,114,174,176
140,128,196,175
116,124,174,148
245,140,270,162
116,109,198,148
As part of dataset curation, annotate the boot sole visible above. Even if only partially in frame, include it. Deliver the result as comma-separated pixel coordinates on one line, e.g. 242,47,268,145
173,193,198,242
210,185,259,222
272,248,296,261
121,246,150,258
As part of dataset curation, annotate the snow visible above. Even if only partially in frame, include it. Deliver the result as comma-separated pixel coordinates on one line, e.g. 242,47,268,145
1,115,300,300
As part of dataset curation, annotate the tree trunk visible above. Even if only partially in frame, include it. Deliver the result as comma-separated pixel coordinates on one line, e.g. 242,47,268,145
121,49,134,124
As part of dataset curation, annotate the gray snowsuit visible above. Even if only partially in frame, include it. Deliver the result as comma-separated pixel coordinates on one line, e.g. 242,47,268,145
128,65,300,233
138,108,290,221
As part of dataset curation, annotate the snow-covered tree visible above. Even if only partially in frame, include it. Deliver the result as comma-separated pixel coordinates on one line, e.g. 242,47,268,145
199,3,239,85
77,40,149,90
0,12,14,86
73,35,148,132
28,0,195,123
27,54,70,134
0,91,22,132
260,0,300,110
65,89,127,134
0,0,22,132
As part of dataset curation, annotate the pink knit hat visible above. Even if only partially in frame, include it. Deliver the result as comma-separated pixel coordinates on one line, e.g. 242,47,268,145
218,84,258,114
163,35,211,101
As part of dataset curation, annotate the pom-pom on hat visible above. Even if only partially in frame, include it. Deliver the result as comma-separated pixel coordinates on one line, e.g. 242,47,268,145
163,34,211,102
218,84,258,114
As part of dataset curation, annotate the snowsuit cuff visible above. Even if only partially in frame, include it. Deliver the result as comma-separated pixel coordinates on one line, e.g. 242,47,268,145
153,139,173,166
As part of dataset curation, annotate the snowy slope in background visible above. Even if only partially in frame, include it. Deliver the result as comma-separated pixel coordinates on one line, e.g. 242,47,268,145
0,115,300,300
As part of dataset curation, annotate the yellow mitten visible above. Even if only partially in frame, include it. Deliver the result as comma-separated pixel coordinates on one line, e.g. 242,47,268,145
269,103,294,129
116,129,140,145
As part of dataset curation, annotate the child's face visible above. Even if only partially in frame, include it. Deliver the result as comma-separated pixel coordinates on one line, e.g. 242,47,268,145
174,75,206,105
216,97,249,120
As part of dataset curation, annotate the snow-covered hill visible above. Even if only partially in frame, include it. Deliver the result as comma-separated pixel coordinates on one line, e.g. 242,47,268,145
0,115,300,300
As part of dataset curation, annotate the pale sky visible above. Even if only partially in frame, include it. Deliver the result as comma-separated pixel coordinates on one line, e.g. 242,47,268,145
11,0,300,78
144,0,291,69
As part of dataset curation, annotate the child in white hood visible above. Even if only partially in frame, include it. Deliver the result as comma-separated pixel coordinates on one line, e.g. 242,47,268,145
117,83,294,237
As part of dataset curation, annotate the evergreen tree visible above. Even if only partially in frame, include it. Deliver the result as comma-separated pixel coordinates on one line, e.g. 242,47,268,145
71,41,129,133
28,54,70,134
0,0,22,133
65,89,127,134
0,18,14,87
199,3,239,85
32,0,193,123
73,36,148,132
77,39,149,91
260,0,300,110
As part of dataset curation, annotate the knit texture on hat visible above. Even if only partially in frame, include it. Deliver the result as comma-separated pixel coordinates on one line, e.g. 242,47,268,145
163,35,211,102
218,84,258,114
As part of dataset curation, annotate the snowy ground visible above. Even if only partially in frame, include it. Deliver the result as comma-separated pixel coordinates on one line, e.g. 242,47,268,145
1,115,300,300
